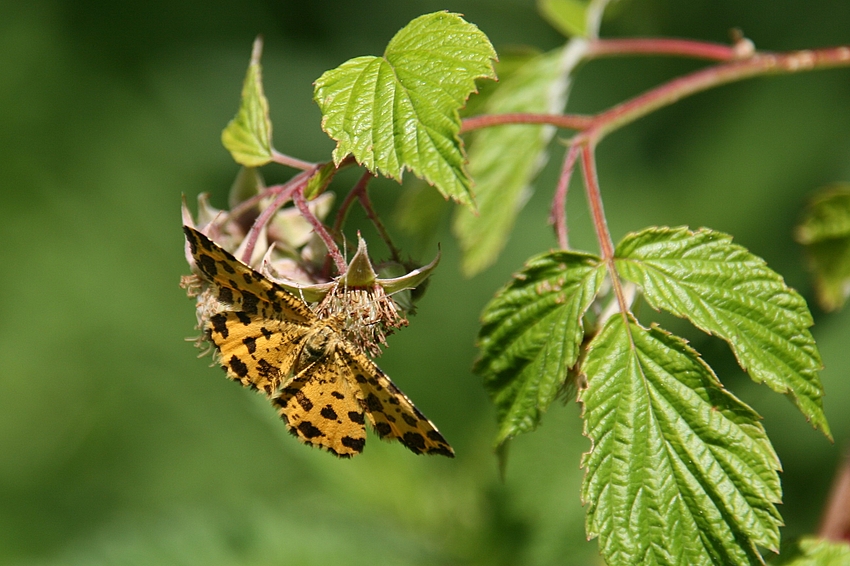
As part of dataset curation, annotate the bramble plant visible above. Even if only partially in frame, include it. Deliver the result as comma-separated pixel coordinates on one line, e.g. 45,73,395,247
184,3,850,565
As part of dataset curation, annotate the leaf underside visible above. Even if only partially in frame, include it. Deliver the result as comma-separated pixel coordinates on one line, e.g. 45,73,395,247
475,251,605,447
313,12,497,207
614,226,830,438
580,314,782,566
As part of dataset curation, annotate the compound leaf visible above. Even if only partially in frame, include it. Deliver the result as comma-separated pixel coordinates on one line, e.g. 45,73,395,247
614,227,830,438
581,315,782,565
476,251,605,447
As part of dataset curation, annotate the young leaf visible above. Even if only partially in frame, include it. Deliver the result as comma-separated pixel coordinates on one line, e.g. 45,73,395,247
795,184,850,312
475,251,605,447
580,315,782,566
614,227,830,438
453,45,579,276
770,537,850,565
537,0,592,37
221,37,274,167
302,162,337,200
313,12,497,207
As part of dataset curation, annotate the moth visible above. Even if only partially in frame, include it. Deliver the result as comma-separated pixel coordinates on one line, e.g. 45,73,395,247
183,226,454,458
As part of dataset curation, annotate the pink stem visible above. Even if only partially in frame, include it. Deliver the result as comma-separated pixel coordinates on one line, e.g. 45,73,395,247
462,113,592,134
240,178,304,264
293,186,348,275
550,144,581,250
271,149,317,170
586,37,742,61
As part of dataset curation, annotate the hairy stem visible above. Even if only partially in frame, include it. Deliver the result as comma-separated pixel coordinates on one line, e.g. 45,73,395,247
586,37,744,61
550,144,581,249
294,186,348,275
271,149,317,170
240,172,310,264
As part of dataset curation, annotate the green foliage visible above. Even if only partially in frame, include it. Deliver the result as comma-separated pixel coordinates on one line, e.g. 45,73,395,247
453,46,577,276
580,315,782,565
313,12,497,207
795,184,850,312
537,0,593,37
303,162,337,200
615,227,830,437
770,537,850,565
476,251,605,447
221,38,274,167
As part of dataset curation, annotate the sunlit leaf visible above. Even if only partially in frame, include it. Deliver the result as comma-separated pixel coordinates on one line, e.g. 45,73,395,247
302,162,337,200
615,226,830,438
314,12,497,207
795,184,850,311
770,537,850,565
581,315,782,565
476,251,605,446
454,45,579,276
221,37,274,167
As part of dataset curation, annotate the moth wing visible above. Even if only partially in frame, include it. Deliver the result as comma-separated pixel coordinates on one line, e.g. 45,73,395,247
183,225,313,323
271,352,368,458
206,312,307,395
338,344,454,457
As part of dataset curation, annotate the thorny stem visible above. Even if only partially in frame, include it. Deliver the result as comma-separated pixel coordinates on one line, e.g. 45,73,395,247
550,144,581,250
240,169,315,263
294,186,348,275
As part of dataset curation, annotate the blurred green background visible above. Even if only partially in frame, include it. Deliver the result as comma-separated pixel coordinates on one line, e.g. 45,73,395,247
2,1,849,564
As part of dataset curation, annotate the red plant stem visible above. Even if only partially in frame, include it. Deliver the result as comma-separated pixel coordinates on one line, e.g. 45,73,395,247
818,447,850,542
333,171,372,235
461,113,593,133
240,174,307,264
462,45,850,142
356,183,402,263
550,143,581,250
586,37,741,61
271,149,317,170
581,142,630,319
293,186,348,275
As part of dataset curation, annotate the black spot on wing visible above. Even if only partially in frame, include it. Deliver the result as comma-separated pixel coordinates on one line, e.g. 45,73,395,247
209,313,228,339
401,432,426,454
348,411,365,424
257,359,276,380
341,436,365,452
235,311,252,326
401,413,418,427
241,291,260,315
184,227,199,254
242,336,257,355
229,356,249,378
218,287,234,304
295,391,313,412
354,373,367,384
364,393,383,412
427,430,447,442
320,405,338,420
197,254,218,278
218,258,236,274
331,391,345,400
427,444,455,457
374,422,392,437
297,421,323,439
260,326,273,340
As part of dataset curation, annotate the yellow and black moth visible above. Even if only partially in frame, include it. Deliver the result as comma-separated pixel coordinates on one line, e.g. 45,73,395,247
183,226,454,458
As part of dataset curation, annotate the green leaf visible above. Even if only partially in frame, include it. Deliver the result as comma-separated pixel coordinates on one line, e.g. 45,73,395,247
580,315,782,566
221,37,274,167
770,537,850,565
302,162,337,200
795,184,850,311
313,12,497,207
475,251,605,447
453,46,579,276
615,227,830,438
537,0,592,37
